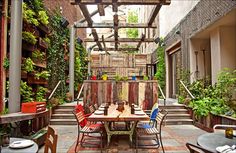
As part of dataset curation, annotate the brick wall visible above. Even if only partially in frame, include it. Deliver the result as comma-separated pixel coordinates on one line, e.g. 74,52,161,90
43,0,86,40
163,0,236,69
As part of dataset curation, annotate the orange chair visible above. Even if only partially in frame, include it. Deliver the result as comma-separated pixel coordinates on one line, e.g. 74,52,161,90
44,126,58,153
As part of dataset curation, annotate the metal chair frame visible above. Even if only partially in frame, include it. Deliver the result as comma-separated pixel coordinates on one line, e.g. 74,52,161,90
135,109,167,153
186,142,214,153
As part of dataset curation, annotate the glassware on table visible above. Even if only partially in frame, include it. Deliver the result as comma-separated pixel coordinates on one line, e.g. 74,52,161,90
225,127,233,139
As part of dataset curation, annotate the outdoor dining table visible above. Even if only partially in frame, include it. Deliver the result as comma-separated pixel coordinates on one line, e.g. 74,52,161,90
197,132,236,153
1,137,38,153
87,103,150,147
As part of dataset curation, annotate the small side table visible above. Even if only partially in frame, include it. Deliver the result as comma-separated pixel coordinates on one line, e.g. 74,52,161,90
197,133,236,153
1,138,38,153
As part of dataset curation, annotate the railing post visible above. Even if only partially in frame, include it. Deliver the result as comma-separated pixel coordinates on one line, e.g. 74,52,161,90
69,25,75,101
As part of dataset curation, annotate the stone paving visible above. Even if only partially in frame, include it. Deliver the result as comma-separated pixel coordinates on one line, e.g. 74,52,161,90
38,125,207,153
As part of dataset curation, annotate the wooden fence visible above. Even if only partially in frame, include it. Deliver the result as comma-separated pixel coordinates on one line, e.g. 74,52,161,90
83,80,158,110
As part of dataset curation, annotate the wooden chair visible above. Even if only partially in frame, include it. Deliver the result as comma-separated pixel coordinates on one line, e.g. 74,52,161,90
186,142,214,153
44,126,58,153
73,109,104,153
135,109,167,153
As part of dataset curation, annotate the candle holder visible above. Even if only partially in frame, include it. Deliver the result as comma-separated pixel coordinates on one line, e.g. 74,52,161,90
225,128,233,139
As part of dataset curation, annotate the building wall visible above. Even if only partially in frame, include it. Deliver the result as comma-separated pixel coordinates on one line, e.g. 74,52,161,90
163,0,236,97
43,0,86,40
159,0,199,37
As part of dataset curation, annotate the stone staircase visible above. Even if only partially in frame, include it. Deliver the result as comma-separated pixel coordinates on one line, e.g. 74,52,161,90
159,99,193,125
50,99,193,126
50,103,77,125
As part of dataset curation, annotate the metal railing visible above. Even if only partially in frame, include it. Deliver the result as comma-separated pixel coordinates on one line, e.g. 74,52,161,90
76,83,84,105
48,81,62,100
158,84,166,106
179,80,195,99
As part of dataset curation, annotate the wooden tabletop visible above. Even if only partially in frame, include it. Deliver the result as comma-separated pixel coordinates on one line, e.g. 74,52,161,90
88,104,150,122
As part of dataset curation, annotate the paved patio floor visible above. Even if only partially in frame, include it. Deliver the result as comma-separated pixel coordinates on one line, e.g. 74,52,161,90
38,125,207,153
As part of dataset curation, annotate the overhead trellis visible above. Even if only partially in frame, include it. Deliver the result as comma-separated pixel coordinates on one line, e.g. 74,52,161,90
68,0,171,99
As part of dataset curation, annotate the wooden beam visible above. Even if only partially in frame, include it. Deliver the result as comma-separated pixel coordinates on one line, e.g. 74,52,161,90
136,34,145,49
76,5,109,23
84,38,154,42
93,47,138,51
112,0,118,12
75,22,157,28
91,29,103,50
148,5,162,26
102,35,110,54
78,4,93,27
114,14,119,50
97,4,105,16
71,0,171,5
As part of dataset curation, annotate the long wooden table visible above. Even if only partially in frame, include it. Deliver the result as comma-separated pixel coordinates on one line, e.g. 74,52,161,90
87,104,149,147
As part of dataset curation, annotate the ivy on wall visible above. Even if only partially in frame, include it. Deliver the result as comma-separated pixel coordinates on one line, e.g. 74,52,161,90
155,38,166,93
47,10,69,100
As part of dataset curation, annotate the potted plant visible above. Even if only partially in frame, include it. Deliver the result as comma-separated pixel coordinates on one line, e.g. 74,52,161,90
23,57,35,73
102,74,108,80
143,75,149,81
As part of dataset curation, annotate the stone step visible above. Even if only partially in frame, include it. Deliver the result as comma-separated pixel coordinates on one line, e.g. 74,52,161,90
51,114,75,119
50,119,77,125
55,105,76,110
159,105,186,109
53,109,73,114
165,109,188,114
165,119,193,125
166,114,191,119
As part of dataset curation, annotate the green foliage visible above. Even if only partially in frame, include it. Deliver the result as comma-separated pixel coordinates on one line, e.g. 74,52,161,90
114,75,121,81
43,37,51,45
23,3,39,26
47,10,69,99
35,70,50,80
74,42,88,88
3,57,10,69
38,11,49,25
23,58,35,73
188,68,236,118
22,31,37,45
20,81,34,102
143,75,149,81
32,49,46,61
154,38,165,92
25,0,44,12
35,86,48,101
127,10,138,38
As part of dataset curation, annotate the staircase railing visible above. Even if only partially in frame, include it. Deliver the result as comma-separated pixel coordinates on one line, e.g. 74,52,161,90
179,80,195,99
158,84,166,106
76,83,84,105
48,80,62,100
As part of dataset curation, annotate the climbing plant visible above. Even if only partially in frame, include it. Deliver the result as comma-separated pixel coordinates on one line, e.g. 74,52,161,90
154,38,166,93
74,42,88,91
47,10,69,101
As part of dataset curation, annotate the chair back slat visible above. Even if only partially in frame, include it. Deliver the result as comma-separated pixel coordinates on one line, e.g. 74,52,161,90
44,126,58,153
75,111,85,123
155,109,168,130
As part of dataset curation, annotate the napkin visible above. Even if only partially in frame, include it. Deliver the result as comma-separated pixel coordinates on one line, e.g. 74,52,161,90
216,145,236,153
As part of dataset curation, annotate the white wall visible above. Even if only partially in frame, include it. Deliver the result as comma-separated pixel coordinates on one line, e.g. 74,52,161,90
220,26,236,70
159,0,200,37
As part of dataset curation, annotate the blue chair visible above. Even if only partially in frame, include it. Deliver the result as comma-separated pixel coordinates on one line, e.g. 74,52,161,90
135,108,167,153
138,102,159,129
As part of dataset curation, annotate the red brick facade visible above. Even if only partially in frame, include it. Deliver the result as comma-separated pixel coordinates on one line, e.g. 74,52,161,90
43,0,86,40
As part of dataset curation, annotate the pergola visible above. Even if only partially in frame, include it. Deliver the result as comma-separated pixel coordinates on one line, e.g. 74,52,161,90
8,0,170,112
68,0,171,99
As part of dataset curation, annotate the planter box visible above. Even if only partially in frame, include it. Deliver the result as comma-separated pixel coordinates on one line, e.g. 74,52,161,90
38,38,48,49
22,41,36,52
38,23,50,34
33,59,47,68
28,74,47,85
21,102,46,113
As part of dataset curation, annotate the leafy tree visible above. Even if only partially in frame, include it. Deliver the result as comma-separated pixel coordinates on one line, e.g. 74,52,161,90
126,10,138,38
